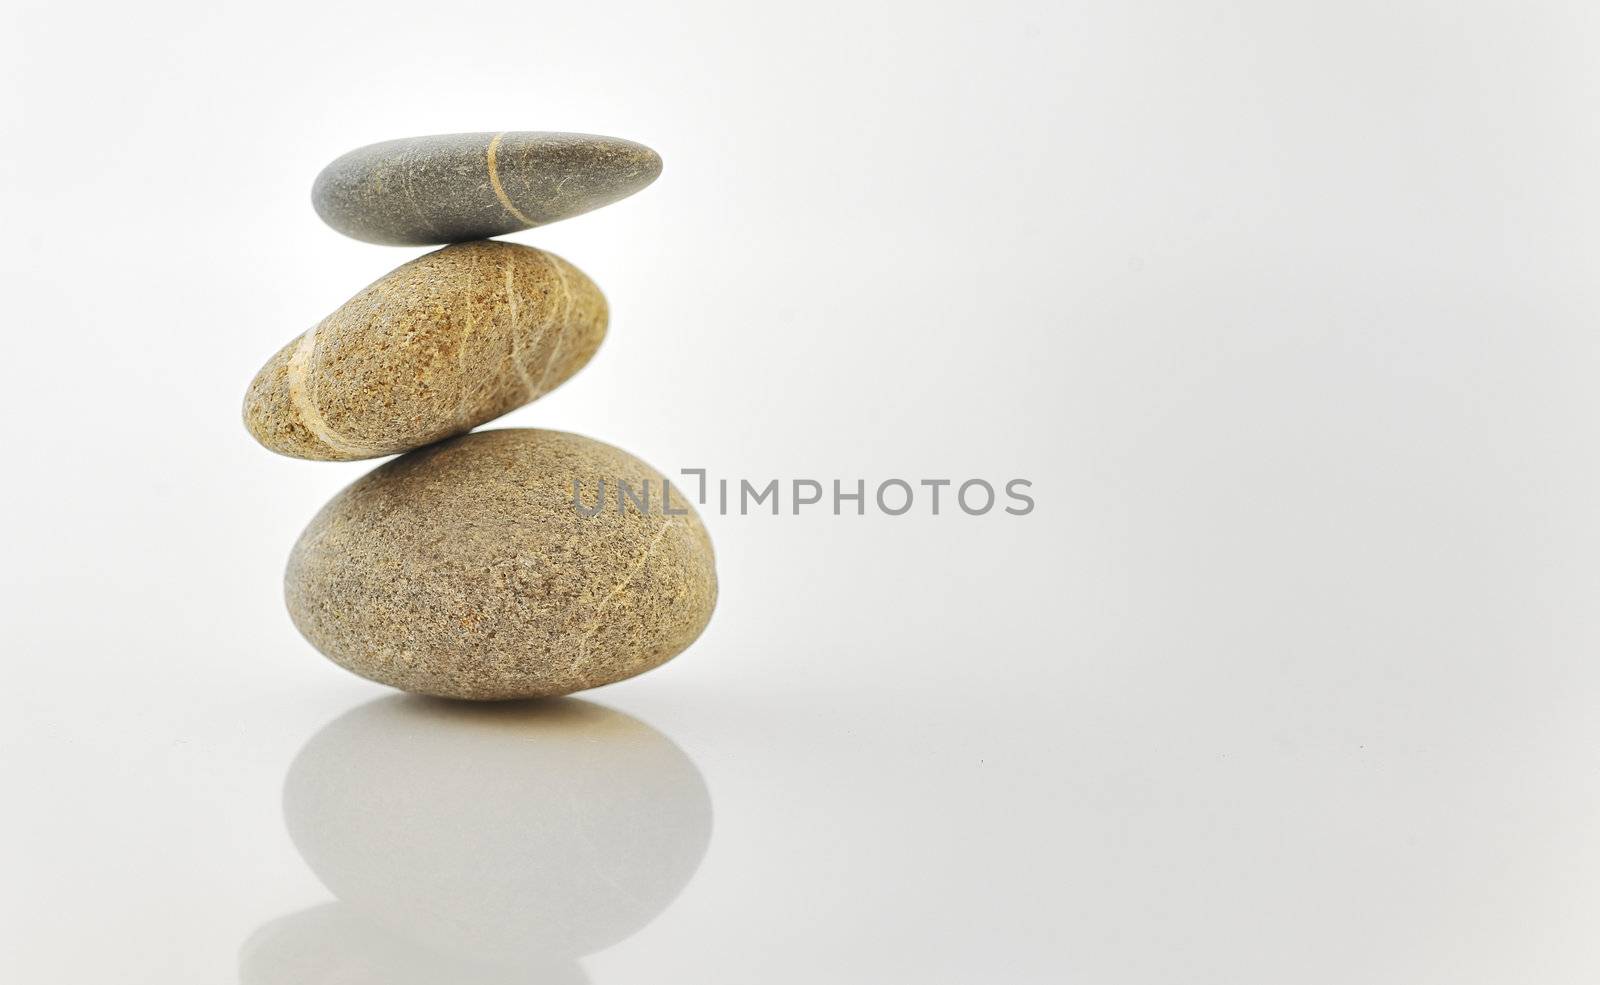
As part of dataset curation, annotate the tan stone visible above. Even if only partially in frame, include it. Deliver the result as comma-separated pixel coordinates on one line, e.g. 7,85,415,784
285,428,717,699
244,241,606,462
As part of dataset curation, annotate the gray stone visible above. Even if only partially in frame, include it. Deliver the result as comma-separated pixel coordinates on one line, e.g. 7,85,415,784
312,132,663,246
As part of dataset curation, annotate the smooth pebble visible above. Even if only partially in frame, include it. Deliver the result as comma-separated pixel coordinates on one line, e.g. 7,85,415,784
312,131,662,245
285,428,717,699
244,241,606,462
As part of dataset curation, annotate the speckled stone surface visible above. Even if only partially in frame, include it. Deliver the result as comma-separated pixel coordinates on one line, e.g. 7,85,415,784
312,131,663,246
285,429,717,699
243,241,606,462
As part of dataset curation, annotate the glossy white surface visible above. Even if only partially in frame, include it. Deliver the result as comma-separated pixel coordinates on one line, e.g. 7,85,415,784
6,0,1600,981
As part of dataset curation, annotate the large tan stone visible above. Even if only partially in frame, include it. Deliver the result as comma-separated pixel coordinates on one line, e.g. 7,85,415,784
244,241,606,462
285,428,717,699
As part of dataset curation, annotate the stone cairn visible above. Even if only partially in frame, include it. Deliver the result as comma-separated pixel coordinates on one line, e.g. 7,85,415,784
244,132,717,700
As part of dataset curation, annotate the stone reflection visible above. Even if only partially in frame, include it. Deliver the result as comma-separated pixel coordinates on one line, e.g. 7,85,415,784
241,696,712,983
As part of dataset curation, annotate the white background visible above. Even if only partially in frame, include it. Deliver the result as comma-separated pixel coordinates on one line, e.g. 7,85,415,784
5,1,1600,982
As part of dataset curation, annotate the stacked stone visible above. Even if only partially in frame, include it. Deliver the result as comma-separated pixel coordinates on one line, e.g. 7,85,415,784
244,132,716,701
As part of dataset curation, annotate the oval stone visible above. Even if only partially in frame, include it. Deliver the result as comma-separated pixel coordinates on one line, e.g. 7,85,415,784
312,131,663,245
285,429,717,699
243,241,606,462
